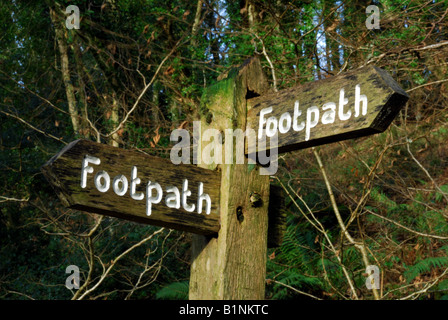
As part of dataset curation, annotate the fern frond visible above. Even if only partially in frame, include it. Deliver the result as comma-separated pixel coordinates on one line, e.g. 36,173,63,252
156,281,189,300
370,187,397,210
404,256,448,283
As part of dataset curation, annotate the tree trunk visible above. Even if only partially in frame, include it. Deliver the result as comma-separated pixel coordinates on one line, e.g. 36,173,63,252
73,41,90,138
110,93,120,147
50,7,80,134
191,0,203,47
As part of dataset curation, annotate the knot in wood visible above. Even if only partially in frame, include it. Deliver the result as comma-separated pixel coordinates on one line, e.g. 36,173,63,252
249,191,262,208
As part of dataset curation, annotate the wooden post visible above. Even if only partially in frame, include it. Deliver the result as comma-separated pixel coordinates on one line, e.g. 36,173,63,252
189,57,271,300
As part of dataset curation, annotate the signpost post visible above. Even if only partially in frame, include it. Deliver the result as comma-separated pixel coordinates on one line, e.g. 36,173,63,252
42,57,408,301
189,57,272,300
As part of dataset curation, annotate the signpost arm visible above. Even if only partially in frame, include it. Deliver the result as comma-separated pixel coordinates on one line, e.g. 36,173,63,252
189,57,271,299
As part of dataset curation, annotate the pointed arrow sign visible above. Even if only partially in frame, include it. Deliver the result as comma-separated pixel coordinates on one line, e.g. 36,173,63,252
246,65,409,155
41,139,221,235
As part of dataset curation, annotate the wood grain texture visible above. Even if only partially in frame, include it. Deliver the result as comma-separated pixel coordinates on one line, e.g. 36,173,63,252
246,65,409,154
41,139,221,235
189,57,272,300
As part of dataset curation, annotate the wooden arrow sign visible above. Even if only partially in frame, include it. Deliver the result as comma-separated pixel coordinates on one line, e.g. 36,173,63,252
246,65,409,154
41,139,221,235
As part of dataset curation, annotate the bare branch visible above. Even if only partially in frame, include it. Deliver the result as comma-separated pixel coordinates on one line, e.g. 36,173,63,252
406,78,448,93
75,227,165,300
399,266,448,300
104,37,188,138
0,109,67,145
268,279,322,300
0,195,29,203
274,176,359,299
364,208,448,240
312,147,380,300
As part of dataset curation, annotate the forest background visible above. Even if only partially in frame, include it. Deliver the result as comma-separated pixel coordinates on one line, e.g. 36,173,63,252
1,0,448,300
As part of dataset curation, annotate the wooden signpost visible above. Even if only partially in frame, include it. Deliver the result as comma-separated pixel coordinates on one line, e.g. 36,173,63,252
41,139,222,235
42,57,409,301
41,138,286,242
246,65,409,154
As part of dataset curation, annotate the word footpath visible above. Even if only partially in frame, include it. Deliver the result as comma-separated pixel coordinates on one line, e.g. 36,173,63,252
246,65,409,154
258,84,367,141
81,155,212,216
41,139,221,235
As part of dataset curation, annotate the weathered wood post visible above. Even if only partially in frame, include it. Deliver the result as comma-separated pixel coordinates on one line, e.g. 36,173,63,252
189,57,271,299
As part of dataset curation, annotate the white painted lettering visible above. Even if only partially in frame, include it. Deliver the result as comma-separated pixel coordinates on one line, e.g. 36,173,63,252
322,102,336,124
146,181,163,216
113,174,128,196
80,155,100,188
131,166,144,201
338,88,351,121
165,186,180,209
258,107,273,139
255,86,368,149
293,101,305,131
355,84,368,117
278,112,292,134
80,156,214,216
94,170,110,192
182,179,195,212
305,106,319,141
266,116,278,137
197,182,211,215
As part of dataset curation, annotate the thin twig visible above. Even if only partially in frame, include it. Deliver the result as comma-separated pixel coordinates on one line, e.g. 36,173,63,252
274,176,359,299
75,227,165,300
268,279,322,300
0,195,29,203
312,147,380,300
406,140,448,203
72,216,104,300
406,78,448,93
104,37,187,138
399,266,448,300
0,109,67,145
252,33,278,92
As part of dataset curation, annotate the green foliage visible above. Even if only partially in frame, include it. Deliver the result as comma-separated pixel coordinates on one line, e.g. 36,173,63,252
370,187,399,210
404,256,448,283
156,281,189,300
266,215,326,299
435,185,448,203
